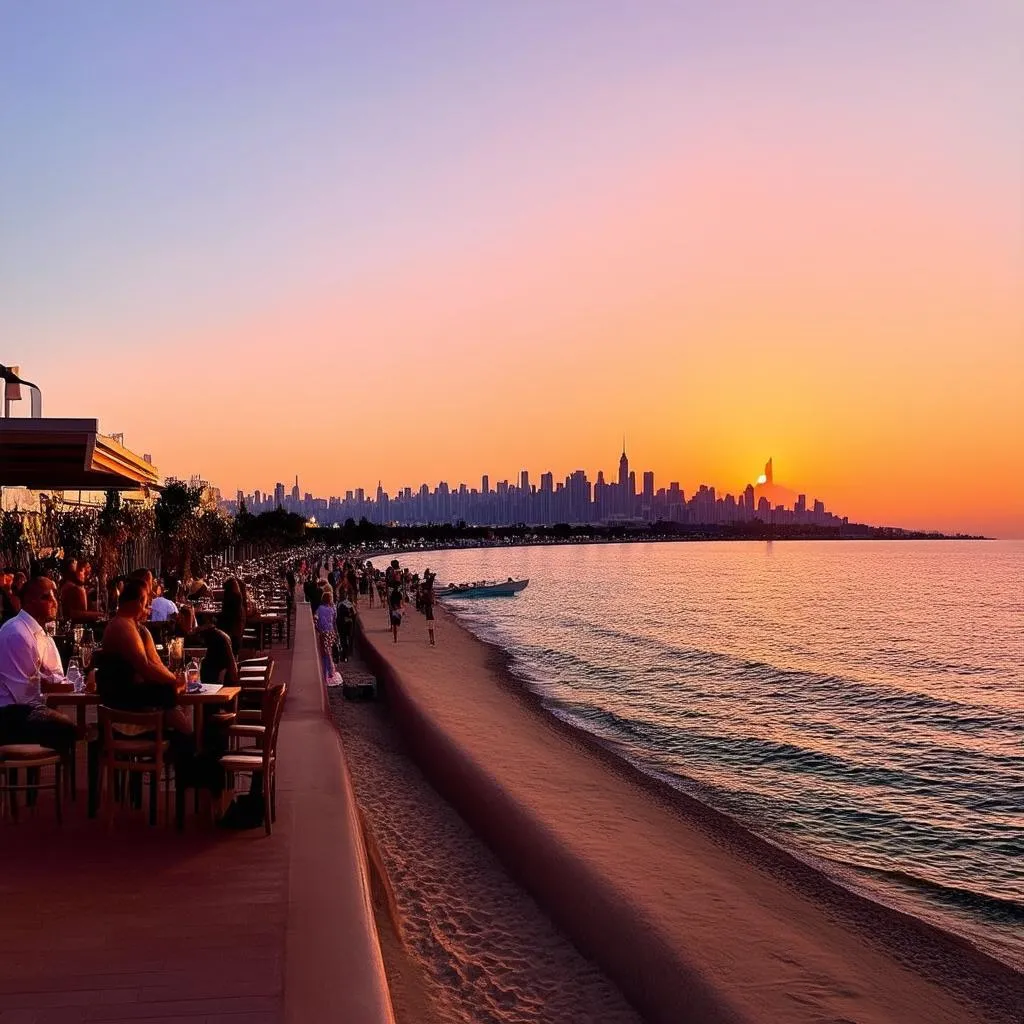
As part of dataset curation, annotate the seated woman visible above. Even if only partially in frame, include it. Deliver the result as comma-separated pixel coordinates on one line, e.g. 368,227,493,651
199,626,239,685
217,577,245,656
199,626,239,731
106,575,127,616
173,603,199,640
97,578,191,742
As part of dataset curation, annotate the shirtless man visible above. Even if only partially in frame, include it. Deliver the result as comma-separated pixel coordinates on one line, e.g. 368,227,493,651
59,558,103,623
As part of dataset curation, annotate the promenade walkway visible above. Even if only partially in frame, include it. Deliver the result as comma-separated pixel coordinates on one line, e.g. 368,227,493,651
0,612,393,1024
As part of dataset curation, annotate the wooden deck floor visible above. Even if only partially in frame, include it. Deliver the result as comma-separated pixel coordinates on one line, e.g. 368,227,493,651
0,610,393,1024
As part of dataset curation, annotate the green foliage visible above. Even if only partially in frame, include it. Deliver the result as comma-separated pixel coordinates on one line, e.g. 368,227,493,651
200,508,235,555
154,480,205,575
51,505,98,559
0,510,26,567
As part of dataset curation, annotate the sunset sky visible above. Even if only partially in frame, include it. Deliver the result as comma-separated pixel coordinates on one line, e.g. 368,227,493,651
2,2,1022,536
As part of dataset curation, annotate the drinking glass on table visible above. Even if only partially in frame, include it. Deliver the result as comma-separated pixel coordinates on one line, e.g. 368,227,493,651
73,625,84,645
168,637,184,672
66,658,84,693
79,642,94,670
185,657,201,691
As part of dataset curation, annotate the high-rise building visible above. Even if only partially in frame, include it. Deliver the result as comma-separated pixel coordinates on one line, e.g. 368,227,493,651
481,474,489,494
618,443,629,491
291,476,300,503
274,482,285,507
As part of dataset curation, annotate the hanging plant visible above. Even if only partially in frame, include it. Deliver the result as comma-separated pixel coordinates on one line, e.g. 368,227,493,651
50,503,98,560
0,509,26,567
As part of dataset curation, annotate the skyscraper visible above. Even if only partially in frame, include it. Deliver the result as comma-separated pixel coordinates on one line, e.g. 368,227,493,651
618,441,631,516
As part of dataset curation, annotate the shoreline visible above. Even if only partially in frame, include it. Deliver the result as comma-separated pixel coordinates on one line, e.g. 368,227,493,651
452,606,1022,975
473,615,1022,977
357,597,1023,1024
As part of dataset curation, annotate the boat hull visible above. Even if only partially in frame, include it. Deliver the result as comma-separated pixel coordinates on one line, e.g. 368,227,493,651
439,579,529,598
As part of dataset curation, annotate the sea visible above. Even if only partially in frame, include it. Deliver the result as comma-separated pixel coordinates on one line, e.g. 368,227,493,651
397,539,1024,970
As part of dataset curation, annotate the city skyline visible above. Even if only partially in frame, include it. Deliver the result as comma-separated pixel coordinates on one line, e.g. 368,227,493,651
222,450,857,532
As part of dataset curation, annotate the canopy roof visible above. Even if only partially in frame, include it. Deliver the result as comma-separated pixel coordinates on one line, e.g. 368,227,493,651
0,418,160,491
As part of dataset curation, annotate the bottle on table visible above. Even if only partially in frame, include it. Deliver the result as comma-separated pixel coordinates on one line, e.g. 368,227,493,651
66,658,84,693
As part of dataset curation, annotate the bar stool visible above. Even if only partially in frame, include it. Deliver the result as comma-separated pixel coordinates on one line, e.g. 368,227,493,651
0,744,63,823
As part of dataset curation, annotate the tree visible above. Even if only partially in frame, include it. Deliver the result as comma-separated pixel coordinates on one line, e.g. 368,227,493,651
154,480,205,578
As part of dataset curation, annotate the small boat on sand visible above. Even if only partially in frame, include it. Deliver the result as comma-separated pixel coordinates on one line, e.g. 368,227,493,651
439,578,529,598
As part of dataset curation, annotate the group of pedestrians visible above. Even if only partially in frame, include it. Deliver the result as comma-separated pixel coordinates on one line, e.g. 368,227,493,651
301,552,438,681
383,560,436,646
303,556,365,685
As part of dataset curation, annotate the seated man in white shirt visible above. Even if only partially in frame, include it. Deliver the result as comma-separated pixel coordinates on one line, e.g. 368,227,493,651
0,575,77,757
148,579,179,623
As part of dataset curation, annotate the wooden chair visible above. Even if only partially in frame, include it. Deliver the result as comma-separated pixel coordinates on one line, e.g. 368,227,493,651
237,658,274,724
0,745,63,823
227,669,278,751
220,682,287,835
97,707,172,826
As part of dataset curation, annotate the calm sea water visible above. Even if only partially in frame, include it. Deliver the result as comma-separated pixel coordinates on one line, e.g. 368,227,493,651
400,540,1024,969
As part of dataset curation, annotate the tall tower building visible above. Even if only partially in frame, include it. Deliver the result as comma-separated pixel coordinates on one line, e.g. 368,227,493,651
618,439,631,516
642,471,655,500
291,475,300,503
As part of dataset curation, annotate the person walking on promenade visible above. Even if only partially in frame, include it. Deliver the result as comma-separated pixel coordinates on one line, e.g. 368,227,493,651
315,588,341,685
336,590,355,661
388,586,403,643
421,574,436,646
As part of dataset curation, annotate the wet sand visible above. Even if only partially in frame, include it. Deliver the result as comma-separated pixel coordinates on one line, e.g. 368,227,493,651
329,658,643,1023
355,598,1023,1024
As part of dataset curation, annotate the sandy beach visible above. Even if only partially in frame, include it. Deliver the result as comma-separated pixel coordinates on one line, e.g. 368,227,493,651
330,656,642,1023
351,596,1023,1024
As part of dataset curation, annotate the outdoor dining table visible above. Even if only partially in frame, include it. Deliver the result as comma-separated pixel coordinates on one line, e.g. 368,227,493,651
46,686,240,819
46,686,241,753
249,613,287,649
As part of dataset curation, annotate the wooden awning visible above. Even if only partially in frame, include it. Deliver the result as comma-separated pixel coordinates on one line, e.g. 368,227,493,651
0,418,160,491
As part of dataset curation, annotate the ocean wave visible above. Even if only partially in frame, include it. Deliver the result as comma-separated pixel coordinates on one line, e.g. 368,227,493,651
846,864,1024,923
434,548,1024,969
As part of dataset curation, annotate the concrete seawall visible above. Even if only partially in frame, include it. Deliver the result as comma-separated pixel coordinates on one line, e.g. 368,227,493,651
357,616,742,1024
283,609,396,1024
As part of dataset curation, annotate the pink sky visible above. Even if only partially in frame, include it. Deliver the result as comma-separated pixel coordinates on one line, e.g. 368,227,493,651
4,3,1022,535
